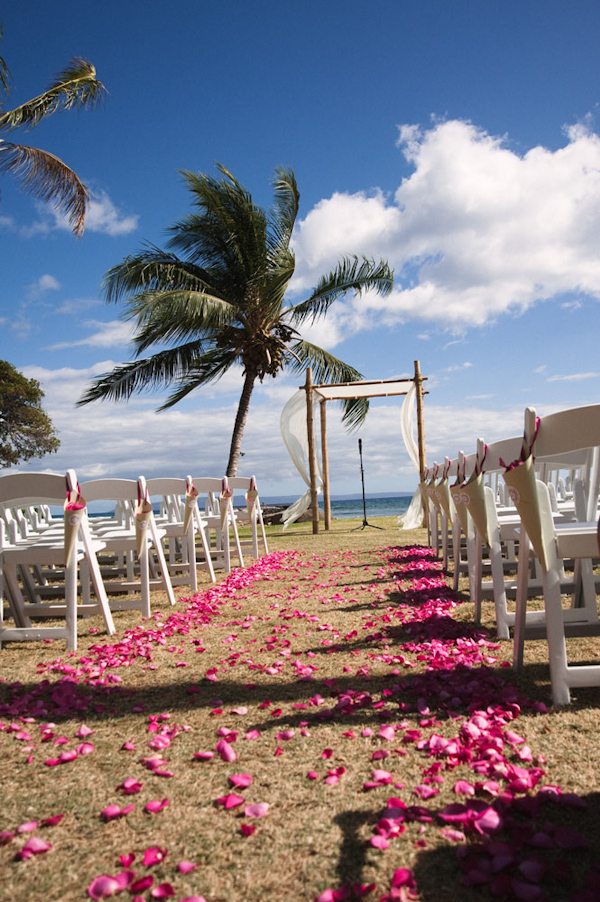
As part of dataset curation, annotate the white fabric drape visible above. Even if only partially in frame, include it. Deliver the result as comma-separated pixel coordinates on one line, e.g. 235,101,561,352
397,382,425,529
280,381,424,531
279,389,322,529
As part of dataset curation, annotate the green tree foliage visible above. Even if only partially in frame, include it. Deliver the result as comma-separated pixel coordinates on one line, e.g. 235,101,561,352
0,360,60,468
79,165,393,475
0,28,105,236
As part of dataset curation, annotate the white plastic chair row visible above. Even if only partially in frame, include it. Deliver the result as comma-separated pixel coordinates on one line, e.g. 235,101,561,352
436,403,600,704
0,470,116,651
1,471,270,651
507,406,600,704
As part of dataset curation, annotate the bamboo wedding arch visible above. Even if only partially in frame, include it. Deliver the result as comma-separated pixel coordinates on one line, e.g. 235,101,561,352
302,360,428,533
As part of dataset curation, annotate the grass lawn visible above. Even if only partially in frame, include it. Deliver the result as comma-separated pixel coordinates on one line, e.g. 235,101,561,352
1,517,599,902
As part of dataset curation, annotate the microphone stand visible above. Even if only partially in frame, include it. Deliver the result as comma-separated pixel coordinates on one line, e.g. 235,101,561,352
353,438,382,531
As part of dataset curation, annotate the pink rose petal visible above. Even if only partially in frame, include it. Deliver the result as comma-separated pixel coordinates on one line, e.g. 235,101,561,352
131,875,155,893
145,798,169,814
15,836,52,860
114,870,136,890
77,724,94,738
215,739,237,762
454,780,475,796
229,773,253,789
40,814,64,827
150,883,175,898
240,824,256,836
370,835,389,849
87,875,121,899
16,821,38,834
77,742,95,755
118,777,143,795
143,846,168,866
100,804,135,821
243,803,269,818
177,861,197,874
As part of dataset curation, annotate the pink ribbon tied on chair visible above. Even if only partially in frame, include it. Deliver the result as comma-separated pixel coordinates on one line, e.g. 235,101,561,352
246,476,259,520
183,481,199,534
219,477,233,530
64,480,86,567
500,416,549,570
134,482,153,557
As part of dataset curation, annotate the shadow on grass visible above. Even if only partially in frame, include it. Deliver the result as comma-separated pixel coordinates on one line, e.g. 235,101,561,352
2,647,576,731
330,791,600,901
410,790,600,902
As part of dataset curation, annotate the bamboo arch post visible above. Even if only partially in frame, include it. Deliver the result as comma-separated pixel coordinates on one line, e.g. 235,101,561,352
304,367,320,535
414,359,428,530
414,359,427,481
320,398,331,530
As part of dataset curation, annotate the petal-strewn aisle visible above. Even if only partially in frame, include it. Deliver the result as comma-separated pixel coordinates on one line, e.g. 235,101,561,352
0,543,599,902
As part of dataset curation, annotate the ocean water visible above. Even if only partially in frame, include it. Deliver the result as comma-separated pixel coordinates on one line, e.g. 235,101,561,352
329,495,412,520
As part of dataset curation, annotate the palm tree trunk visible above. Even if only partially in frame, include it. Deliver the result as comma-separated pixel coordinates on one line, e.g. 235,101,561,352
226,370,256,477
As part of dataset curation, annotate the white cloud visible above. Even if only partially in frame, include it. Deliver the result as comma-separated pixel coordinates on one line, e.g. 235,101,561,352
547,372,600,382
444,362,473,372
26,273,61,299
290,118,600,335
24,189,139,237
83,190,139,236
48,319,136,350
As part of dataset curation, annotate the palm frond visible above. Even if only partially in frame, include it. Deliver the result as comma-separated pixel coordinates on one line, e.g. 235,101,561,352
157,347,239,410
77,343,207,406
287,339,369,430
102,249,210,302
128,291,236,353
268,166,299,251
170,167,268,290
288,256,393,325
0,27,10,98
0,58,104,133
0,141,87,235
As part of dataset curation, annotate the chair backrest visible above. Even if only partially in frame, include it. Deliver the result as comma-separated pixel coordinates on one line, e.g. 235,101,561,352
187,477,225,516
227,476,261,507
0,471,69,508
80,478,139,504
533,404,600,458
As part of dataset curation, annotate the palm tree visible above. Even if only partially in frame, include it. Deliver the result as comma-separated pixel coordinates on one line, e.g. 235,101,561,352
0,31,105,236
79,164,393,476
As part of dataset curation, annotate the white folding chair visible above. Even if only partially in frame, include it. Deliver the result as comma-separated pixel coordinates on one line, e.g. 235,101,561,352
226,475,269,559
145,477,215,588
506,405,600,704
0,470,115,650
81,477,177,617
187,477,244,574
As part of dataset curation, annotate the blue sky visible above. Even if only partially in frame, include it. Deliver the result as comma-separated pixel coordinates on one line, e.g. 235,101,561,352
2,1,600,497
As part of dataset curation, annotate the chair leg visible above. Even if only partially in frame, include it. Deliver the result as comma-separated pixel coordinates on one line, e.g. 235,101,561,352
543,567,573,706
139,544,151,619
65,557,78,651
490,533,510,640
512,542,533,672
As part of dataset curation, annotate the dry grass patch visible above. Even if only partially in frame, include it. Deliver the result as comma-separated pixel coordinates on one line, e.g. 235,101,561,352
1,517,599,902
